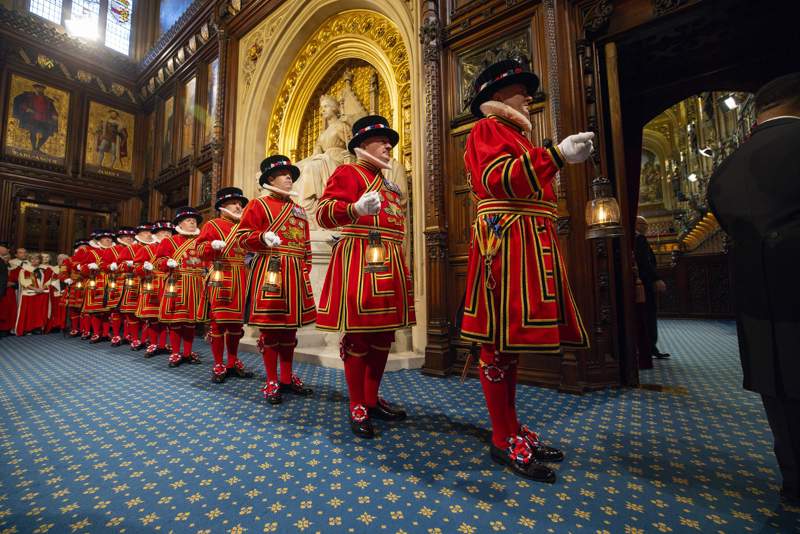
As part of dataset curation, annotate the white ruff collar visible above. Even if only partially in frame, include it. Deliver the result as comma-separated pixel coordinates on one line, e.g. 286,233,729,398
175,227,200,237
261,183,298,198
135,235,155,244
22,263,37,272
354,147,392,170
480,100,532,132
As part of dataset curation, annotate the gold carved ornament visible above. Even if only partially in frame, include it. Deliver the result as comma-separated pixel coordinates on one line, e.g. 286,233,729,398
266,10,411,157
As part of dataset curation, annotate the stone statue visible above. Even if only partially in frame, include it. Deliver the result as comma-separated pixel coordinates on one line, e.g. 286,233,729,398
295,95,354,225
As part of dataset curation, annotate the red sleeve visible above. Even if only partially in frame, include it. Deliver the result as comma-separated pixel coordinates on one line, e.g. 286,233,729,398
304,221,312,273
316,165,362,229
195,222,219,261
133,245,152,276
235,199,271,253
465,118,563,199
154,239,173,272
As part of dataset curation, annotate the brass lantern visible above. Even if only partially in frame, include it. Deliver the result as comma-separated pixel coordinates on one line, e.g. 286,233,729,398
209,261,224,288
364,230,388,273
164,274,178,298
76,279,84,289
585,176,624,240
142,276,154,294
261,256,282,293
108,275,117,291
124,273,135,287
88,277,97,290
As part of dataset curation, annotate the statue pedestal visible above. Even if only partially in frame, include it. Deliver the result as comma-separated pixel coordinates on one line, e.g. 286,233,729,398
240,229,422,371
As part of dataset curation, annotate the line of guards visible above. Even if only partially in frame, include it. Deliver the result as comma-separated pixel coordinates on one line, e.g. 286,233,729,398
56,55,598,483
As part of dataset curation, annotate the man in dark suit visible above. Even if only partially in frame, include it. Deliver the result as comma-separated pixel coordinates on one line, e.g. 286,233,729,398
634,216,670,359
708,72,800,505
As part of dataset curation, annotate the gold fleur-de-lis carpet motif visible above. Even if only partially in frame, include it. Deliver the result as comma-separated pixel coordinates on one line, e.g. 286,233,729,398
0,319,798,533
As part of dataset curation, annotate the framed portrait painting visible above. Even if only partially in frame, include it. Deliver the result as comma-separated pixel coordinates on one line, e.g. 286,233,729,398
4,74,70,166
84,101,135,178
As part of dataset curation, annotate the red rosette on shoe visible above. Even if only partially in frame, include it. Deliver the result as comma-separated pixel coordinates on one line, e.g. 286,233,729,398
507,436,533,466
350,404,369,423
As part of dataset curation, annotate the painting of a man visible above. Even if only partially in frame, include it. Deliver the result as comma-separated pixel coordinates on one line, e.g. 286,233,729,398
95,109,129,169
12,83,58,152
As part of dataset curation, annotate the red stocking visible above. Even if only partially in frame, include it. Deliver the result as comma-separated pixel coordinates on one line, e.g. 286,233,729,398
209,322,225,367
505,360,520,435
102,316,111,338
364,349,390,408
342,334,369,411
278,329,297,384
128,317,139,342
148,322,159,346
91,315,102,337
81,313,90,335
111,313,122,338
479,344,514,449
260,331,279,382
169,327,182,355
158,326,168,348
70,311,81,332
181,325,194,357
225,325,243,367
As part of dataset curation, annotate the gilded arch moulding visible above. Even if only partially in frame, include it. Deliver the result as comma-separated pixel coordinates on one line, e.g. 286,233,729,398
265,10,411,161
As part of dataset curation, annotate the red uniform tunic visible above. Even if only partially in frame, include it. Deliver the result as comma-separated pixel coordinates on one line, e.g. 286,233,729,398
102,245,125,309
16,265,52,335
62,255,85,309
134,242,162,319
115,242,143,314
462,114,588,353
196,218,248,323
316,160,415,332
78,247,112,314
234,194,316,329
0,262,19,332
155,234,207,324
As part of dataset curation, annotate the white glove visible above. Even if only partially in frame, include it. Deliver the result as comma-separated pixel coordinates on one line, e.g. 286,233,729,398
88,262,99,271
125,260,133,268
261,231,282,247
557,132,595,164
211,240,226,251
109,262,118,271
64,278,73,286
353,191,382,216
167,259,178,269
143,261,154,271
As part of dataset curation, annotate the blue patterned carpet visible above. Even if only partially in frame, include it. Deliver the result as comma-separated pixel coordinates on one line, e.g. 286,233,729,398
0,319,798,533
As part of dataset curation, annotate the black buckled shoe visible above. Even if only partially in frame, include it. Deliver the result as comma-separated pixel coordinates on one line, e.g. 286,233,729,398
653,350,671,359
490,437,556,483
350,405,374,439
227,361,254,378
262,381,282,405
81,333,91,340
368,398,407,421
280,375,312,396
168,353,182,368
110,336,122,347
144,344,157,358
520,426,564,462
212,364,227,384
89,334,102,344
184,352,202,364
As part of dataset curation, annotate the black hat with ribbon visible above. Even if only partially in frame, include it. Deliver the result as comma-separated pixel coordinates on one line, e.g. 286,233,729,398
469,58,540,118
173,206,203,226
116,226,136,238
259,155,300,186
347,115,399,154
151,220,174,233
135,222,153,233
73,239,89,249
95,229,115,240
215,186,249,210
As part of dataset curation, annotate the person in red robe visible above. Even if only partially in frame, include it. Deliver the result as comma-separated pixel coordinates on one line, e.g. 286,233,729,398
234,157,315,403
117,223,153,351
78,230,116,343
45,253,69,333
462,58,594,482
61,239,90,337
196,187,255,383
0,241,16,337
155,207,207,367
316,117,414,438
137,221,173,356
15,253,52,335
105,227,137,346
